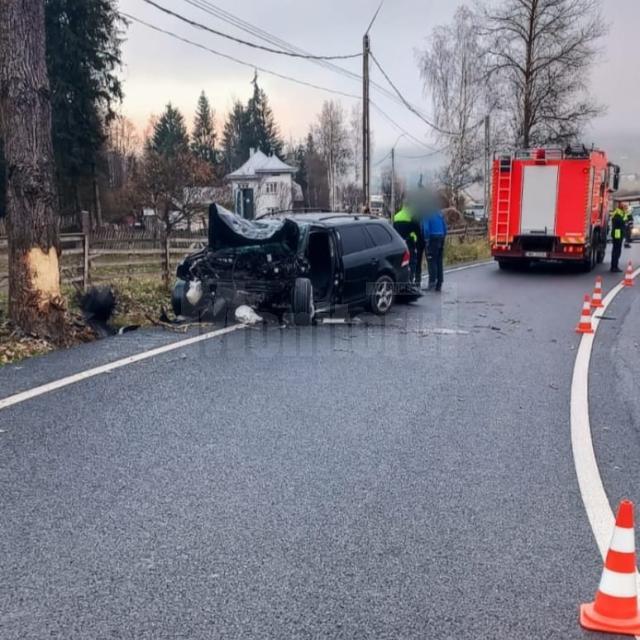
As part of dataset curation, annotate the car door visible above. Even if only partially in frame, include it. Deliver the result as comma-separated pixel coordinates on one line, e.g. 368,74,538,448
337,224,376,303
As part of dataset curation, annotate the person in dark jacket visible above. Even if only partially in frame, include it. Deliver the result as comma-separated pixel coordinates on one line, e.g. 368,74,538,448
610,203,626,272
423,204,448,291
394,205,422,283
624,205,634,248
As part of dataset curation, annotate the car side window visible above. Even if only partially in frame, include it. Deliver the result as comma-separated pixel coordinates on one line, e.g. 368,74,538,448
366,224,393,247
338,225,371,255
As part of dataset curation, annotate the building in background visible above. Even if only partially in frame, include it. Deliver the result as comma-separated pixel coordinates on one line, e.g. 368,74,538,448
226,148,302,219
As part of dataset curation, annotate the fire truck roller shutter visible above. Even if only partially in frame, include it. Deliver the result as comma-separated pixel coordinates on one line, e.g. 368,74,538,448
520,165,559,235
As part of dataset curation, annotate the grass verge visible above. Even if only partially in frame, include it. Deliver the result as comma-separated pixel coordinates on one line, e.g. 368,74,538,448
445,237,491,266
0,279,171,366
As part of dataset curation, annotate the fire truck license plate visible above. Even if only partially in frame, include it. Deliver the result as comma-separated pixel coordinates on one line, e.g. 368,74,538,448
525,251,548,258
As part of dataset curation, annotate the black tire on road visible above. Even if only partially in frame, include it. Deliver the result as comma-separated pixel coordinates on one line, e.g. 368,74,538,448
581,244,596,272
292,277,314,326
369,274,395,316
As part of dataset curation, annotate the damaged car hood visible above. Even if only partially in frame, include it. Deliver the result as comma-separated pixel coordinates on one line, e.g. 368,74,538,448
208,204,300,253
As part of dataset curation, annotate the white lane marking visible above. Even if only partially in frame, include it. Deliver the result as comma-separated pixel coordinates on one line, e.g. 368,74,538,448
419,259,493,284
0,325,243,412
571,268,640,622
444,260,493,274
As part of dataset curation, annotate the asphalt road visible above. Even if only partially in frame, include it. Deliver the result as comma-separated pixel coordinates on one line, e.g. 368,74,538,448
1,249,639,639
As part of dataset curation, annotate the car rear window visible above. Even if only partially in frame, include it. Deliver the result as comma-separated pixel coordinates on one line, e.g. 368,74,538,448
338,225,371,255
366,224,394,247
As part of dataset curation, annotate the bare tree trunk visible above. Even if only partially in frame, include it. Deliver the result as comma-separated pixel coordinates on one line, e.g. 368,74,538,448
0,0,65,339
92,162,103,228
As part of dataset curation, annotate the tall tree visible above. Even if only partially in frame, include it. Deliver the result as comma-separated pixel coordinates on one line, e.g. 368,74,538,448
45,0,125,216
222,100,248,173
314,101,350,211
192,91,217,165
151,103,189,158
300,133,329,209
0,139,6,220
482,0,607,147
419,6,487,206
244,72,283,157
0,0,65,337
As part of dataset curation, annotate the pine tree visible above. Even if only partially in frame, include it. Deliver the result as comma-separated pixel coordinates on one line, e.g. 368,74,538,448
221,100,248,173
191,91,217,165
151,104,189,158
45,0,124,212
244,72,283,157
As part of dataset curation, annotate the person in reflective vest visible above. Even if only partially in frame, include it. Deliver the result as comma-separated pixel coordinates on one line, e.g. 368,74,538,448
393,205,422,282
610,203,626,273
624,204,634,248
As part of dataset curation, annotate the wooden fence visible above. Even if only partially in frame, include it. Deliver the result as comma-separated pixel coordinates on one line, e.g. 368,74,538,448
0,232,208,296
0,224,487,297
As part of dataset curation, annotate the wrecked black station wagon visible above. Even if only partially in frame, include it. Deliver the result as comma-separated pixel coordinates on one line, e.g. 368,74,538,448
172,205,420,324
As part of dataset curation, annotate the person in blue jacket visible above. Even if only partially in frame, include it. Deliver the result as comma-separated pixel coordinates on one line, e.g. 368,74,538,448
422,201,448,291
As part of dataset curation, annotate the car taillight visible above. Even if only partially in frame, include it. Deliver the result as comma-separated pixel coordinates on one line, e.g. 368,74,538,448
401,249,410,268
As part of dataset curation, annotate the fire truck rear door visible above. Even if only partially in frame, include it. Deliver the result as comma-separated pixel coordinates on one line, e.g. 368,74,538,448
520,165,559,235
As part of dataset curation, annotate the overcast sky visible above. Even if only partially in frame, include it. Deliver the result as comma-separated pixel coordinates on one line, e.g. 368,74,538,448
119,0,640,173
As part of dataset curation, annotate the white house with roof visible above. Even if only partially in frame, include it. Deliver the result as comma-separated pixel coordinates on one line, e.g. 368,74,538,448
226,148,302,219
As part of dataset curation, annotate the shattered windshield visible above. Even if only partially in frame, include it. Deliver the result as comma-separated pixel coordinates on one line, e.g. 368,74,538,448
209,204,300,253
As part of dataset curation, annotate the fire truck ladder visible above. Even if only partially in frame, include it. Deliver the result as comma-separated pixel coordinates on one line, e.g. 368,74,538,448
495,156,513,246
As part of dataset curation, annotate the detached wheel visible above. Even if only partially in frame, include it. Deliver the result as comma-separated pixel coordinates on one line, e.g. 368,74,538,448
292,277,313,326
369,274,395,316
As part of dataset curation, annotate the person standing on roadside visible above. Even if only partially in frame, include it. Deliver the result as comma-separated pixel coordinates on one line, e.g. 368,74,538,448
393,201,422,284
610,202,626,273
423,201,448,291
624,203,634,248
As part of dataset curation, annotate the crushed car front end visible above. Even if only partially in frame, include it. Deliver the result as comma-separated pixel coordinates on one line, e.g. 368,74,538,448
173,204,309,319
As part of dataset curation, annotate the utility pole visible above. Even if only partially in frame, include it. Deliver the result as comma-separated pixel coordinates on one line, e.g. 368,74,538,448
390,146,396,220
362,33,371,211
484,114,491,219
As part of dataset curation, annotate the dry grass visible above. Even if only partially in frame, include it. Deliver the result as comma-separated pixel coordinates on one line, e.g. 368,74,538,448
445,237,491,266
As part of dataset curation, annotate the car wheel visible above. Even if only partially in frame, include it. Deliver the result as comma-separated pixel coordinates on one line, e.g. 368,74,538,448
292,277,314,326
369,274,395,315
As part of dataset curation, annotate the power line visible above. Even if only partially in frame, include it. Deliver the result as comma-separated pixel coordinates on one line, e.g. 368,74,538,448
371,50,487,138
123,11,449,160
140,0,361,60
369,51,460,136
365,0,385,35
179,0,422,112
122,13,362,100
370,102,436,151
373,150,392,167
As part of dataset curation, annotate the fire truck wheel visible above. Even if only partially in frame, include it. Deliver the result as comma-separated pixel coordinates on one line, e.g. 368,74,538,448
581,245,596,272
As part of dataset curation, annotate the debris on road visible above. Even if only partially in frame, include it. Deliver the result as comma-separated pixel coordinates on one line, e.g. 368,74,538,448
417,328,470,336
235,305,263,325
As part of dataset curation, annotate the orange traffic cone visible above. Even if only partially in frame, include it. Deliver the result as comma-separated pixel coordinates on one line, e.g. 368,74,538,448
580,500,640,636
576,295,594,334
591,277,604,309
623,261,634,288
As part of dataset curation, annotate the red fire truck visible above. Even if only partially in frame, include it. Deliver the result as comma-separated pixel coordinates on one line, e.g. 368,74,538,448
490,146,620,270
